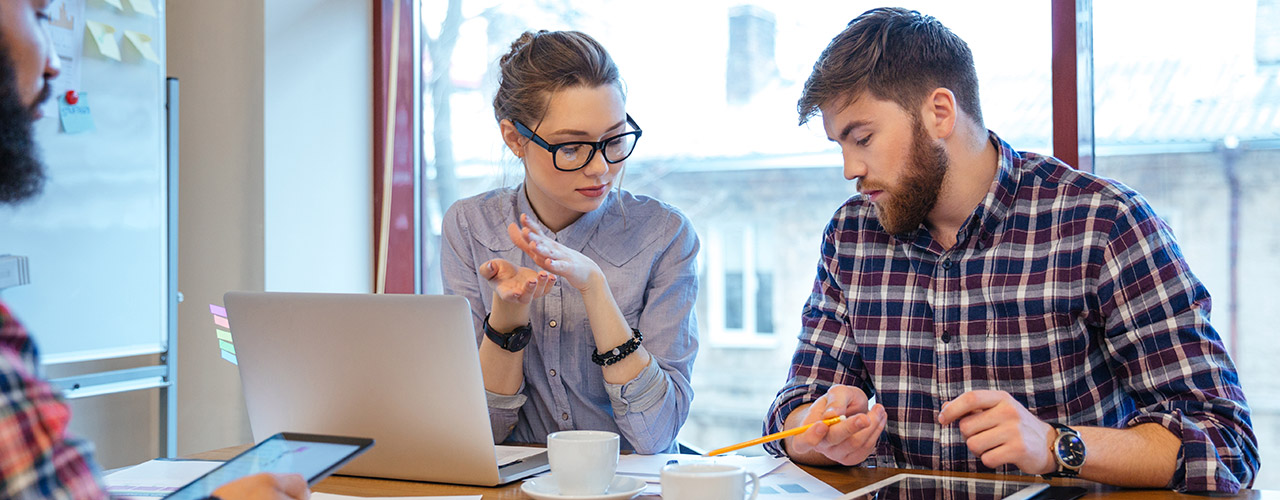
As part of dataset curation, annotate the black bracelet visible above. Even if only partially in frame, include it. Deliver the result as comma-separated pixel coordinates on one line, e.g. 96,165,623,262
591,329,643,366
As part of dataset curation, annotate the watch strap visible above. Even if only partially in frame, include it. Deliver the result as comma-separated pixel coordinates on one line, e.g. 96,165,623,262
483,313,533,352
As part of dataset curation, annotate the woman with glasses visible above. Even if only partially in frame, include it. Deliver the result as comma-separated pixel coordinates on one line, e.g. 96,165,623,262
439,30,699,454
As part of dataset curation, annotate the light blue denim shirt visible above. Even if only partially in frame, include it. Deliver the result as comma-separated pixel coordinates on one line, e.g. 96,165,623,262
440,185,699,454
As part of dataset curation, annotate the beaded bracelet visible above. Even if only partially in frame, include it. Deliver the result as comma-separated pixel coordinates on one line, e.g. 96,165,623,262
591,329,643,366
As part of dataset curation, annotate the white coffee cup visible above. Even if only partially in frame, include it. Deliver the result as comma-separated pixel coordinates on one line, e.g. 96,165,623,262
546,430,620,495
661,463,760,500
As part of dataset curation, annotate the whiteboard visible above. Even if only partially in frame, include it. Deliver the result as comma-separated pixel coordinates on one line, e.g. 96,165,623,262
0,0,167,364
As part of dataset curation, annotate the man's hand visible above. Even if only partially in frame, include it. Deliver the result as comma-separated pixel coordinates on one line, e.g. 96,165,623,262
211,473,309,500
786,385,886,466
938,390,1055,474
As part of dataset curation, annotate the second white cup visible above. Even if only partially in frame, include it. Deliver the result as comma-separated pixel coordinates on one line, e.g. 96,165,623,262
661,463,760,500
546,430,620,495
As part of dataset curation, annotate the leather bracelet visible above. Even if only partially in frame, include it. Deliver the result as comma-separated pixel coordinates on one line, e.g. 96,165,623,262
483,313,533,352
591,329,643,366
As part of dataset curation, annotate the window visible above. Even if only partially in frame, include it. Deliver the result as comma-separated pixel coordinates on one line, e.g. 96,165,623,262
1091,0,1279,487
422,0,1050,455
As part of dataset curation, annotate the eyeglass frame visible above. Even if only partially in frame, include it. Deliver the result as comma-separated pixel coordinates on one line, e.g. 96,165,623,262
512,114,643,172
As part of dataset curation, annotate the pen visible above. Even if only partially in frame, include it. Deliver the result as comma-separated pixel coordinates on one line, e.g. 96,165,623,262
702,414,847,456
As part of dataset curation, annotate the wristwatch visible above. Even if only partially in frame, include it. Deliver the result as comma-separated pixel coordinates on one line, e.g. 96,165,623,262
1043,422,1086,478
483,314,533,352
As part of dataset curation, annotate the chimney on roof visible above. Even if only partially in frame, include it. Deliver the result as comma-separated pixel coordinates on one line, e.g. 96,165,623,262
727,5,779,105
1258,0,1280,65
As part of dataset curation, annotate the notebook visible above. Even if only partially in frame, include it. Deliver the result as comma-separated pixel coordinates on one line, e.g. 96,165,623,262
223,291,549,486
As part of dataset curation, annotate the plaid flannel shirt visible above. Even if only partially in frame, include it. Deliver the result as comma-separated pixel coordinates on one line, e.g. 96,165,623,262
0,302,107,499
764,132,1259,493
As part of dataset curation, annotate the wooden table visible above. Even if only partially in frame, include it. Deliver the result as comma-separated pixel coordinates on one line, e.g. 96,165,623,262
190,446,1272,499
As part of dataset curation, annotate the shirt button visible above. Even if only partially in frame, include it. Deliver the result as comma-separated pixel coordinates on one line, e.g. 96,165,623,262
942,259,953,270
549,320,558,328
941,332,952,343
549,369,557,377
561,412,569,421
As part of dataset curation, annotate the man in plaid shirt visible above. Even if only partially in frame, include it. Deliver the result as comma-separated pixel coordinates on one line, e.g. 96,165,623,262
0,0,307,498
763,7,1258,494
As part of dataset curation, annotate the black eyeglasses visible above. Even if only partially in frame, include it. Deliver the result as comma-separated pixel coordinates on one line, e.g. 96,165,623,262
513,114,643,172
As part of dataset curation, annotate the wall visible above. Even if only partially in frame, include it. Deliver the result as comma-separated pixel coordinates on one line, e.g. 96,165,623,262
64,0,373,467
264,0,372,293
168,0,266,458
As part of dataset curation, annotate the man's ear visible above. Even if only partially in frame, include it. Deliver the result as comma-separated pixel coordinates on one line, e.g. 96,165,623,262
922,88,958,139
498,119,526,158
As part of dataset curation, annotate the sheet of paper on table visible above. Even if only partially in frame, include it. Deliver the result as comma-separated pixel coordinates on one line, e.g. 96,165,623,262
105,459,484,500
496,444,546,466
528,453,842,499
103,459,222,499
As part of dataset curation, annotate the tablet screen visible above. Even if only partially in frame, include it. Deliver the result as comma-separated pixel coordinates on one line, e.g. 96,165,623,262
164,433,373,500
836,473,1048,500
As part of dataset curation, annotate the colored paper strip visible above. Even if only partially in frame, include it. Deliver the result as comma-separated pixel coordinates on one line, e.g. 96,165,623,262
213,315,229,328
220,350,237,365
218,340,235,354
209,304,226,316
102,0,124,10
215,328,232,342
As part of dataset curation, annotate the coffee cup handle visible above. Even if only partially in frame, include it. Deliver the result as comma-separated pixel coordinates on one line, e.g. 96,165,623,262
745,471,760,500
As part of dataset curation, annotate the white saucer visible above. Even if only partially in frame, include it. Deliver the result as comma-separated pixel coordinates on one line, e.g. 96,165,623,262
520,474,646,500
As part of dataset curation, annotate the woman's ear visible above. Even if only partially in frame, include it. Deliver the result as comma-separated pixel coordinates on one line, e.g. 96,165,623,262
499,119,526,158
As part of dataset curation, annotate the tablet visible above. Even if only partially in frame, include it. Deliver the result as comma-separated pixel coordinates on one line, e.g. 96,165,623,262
164,432,374,500
835,473,1049,500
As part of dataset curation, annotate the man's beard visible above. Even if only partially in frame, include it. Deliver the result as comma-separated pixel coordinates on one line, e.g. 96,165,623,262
872,118,948,235
0,47,46,206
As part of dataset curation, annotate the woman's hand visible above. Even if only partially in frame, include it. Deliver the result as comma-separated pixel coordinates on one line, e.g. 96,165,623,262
508,214,603,292
479,257,556,305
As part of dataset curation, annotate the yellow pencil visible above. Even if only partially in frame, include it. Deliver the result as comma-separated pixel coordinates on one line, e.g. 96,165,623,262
702,415,847,456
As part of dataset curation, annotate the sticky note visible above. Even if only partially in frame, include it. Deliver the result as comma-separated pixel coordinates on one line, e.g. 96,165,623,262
218,340,235,354
84,20,120,61
125,0,156,17
123,30,159,64
220,350,238,365
58,92,94,134
101,0,123,9
209,304,227,316
213,315,229,328
215,328,232,343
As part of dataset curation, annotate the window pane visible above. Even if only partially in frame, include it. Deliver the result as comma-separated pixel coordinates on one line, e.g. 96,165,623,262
422,0,1050,455
1092,0,1279,487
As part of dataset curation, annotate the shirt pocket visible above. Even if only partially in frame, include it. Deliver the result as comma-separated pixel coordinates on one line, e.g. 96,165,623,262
988,312,1084,419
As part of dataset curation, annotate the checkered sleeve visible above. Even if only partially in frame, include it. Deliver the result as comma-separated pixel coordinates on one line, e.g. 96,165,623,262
0,304,107,500
1095,195,1259,493
763,212,872,457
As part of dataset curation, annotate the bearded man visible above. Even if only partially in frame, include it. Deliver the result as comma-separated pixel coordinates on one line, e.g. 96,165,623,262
763,7,1258,494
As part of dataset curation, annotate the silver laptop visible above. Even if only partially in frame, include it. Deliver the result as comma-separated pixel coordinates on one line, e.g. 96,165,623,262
223,291,549,486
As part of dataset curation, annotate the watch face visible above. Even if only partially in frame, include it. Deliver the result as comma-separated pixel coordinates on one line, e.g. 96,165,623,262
1056,433,1086,468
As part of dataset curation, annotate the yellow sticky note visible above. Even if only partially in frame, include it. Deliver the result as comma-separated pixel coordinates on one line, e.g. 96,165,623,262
123,30,159,64
84,20,121,61
101,0,123,10
125,0,156,17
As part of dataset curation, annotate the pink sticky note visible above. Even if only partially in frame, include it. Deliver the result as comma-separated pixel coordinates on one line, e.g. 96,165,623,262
213,315,229,328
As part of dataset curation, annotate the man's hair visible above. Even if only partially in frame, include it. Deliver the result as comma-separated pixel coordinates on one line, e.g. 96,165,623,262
797,7,983,127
